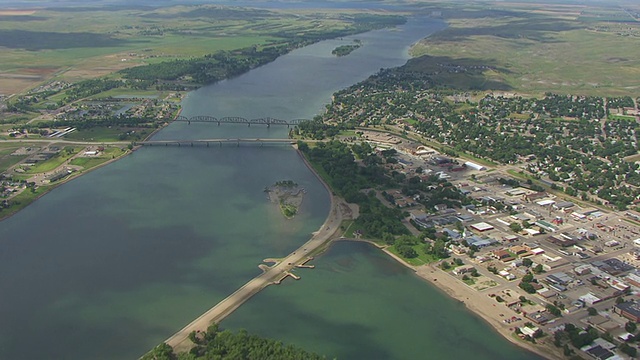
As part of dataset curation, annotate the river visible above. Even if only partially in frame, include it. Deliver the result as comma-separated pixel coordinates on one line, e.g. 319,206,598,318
0,16,539,360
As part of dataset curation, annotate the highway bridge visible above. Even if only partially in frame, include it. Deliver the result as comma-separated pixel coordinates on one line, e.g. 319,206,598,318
134,138,298,147
174,115,310,127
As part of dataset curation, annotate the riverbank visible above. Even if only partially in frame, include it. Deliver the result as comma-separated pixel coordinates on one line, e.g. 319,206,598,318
162,149,352,356
370,240,559,359
295,147,555,358
328,237,556,358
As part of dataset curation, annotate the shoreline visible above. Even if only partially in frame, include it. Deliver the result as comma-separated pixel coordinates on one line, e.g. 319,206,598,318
332,237,556,359
295,149,555,358
0,108,182,223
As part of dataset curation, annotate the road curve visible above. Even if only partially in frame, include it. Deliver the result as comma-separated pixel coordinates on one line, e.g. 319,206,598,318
165,151,345,353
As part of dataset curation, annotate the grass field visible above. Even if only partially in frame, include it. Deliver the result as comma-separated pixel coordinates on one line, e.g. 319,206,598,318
70,148,124,168
387,244,440,266
64,127,148,142
24,146,81,174
410,4,640,97
0,4,392,95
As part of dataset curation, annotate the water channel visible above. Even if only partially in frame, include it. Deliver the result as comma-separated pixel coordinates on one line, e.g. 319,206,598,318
0,16,540,360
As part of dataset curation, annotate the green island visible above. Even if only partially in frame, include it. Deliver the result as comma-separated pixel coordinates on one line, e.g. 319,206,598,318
331,43,361,57
265,180,304,219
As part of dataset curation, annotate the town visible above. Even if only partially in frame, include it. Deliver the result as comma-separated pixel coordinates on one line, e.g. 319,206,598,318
307,120,640,359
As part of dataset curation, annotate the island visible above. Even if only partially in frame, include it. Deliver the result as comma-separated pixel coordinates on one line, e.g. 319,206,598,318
331,43,361,57
265,180,305,219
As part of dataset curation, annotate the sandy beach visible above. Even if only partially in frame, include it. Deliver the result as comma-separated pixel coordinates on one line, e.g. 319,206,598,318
377,245,563,359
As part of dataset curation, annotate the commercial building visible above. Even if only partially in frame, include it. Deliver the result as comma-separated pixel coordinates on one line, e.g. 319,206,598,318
614,301,640,323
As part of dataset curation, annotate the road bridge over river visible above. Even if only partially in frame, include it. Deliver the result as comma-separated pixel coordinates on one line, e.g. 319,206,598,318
174,115,309,127
135,138,298,147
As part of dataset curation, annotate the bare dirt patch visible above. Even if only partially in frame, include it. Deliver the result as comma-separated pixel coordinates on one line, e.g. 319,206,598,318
0,67,59,95
0,10,36,15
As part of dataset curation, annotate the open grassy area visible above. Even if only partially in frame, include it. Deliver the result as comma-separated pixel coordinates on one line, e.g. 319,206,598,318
0,4,399,95
69,147,125,168
64,127,151,142
608,114,637,121
387,244,440,266
24,147,81,174
410,4,640,97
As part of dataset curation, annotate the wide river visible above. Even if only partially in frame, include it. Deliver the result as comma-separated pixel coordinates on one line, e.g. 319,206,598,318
0,16,540,360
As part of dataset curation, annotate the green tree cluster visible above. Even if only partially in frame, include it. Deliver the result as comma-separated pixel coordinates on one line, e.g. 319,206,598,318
142,324,327,360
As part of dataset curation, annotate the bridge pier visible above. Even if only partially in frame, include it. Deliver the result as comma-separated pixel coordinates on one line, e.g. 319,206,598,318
267,123,270,128
188,121,191,125
217,122,220,126
190,142,193,147
206,142,209,147
247,123,251,127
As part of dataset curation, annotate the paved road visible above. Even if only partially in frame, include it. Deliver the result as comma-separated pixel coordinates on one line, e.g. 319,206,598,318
165,191,347,353
0,138,130,146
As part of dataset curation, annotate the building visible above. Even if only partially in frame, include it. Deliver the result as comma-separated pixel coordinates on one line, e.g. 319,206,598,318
525,310,554,325
464,161,485,171
553,201,575,211
470,222,494,232
547,234,577,247
614,301,640,322
453,264,476,275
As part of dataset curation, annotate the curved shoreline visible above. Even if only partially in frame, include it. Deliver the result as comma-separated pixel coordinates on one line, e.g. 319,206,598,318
161,146,347,355
330,236,556,359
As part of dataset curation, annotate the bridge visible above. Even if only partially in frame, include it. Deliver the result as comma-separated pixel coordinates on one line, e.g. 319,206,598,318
174,115,310,127
134,138,299,147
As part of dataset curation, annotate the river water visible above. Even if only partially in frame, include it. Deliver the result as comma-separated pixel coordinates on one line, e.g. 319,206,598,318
0,16,539,360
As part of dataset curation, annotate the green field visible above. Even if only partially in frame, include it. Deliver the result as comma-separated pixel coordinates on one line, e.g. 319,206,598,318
410,4,640,97
608,114,637,121
64,127,149,142
387,244,440,266
0,5,397,94
24,147,81,174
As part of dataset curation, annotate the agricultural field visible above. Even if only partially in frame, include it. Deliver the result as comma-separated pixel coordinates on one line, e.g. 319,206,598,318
0,4,397,95
410,3,640,97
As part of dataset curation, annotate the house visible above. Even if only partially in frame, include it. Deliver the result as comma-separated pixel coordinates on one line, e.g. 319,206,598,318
453,264,476,275
525,310,554,325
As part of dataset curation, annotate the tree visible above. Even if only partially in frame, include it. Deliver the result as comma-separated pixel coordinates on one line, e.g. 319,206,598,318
546,304,562,317
626,321,637,333
382,232,395,245
620,343,637,357
519,281,536,294
533,264,544,274
509,222,522,232
587,307,598,316
522,258,533,267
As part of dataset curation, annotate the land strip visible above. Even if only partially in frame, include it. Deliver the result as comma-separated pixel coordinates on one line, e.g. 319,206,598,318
165,150,352,354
